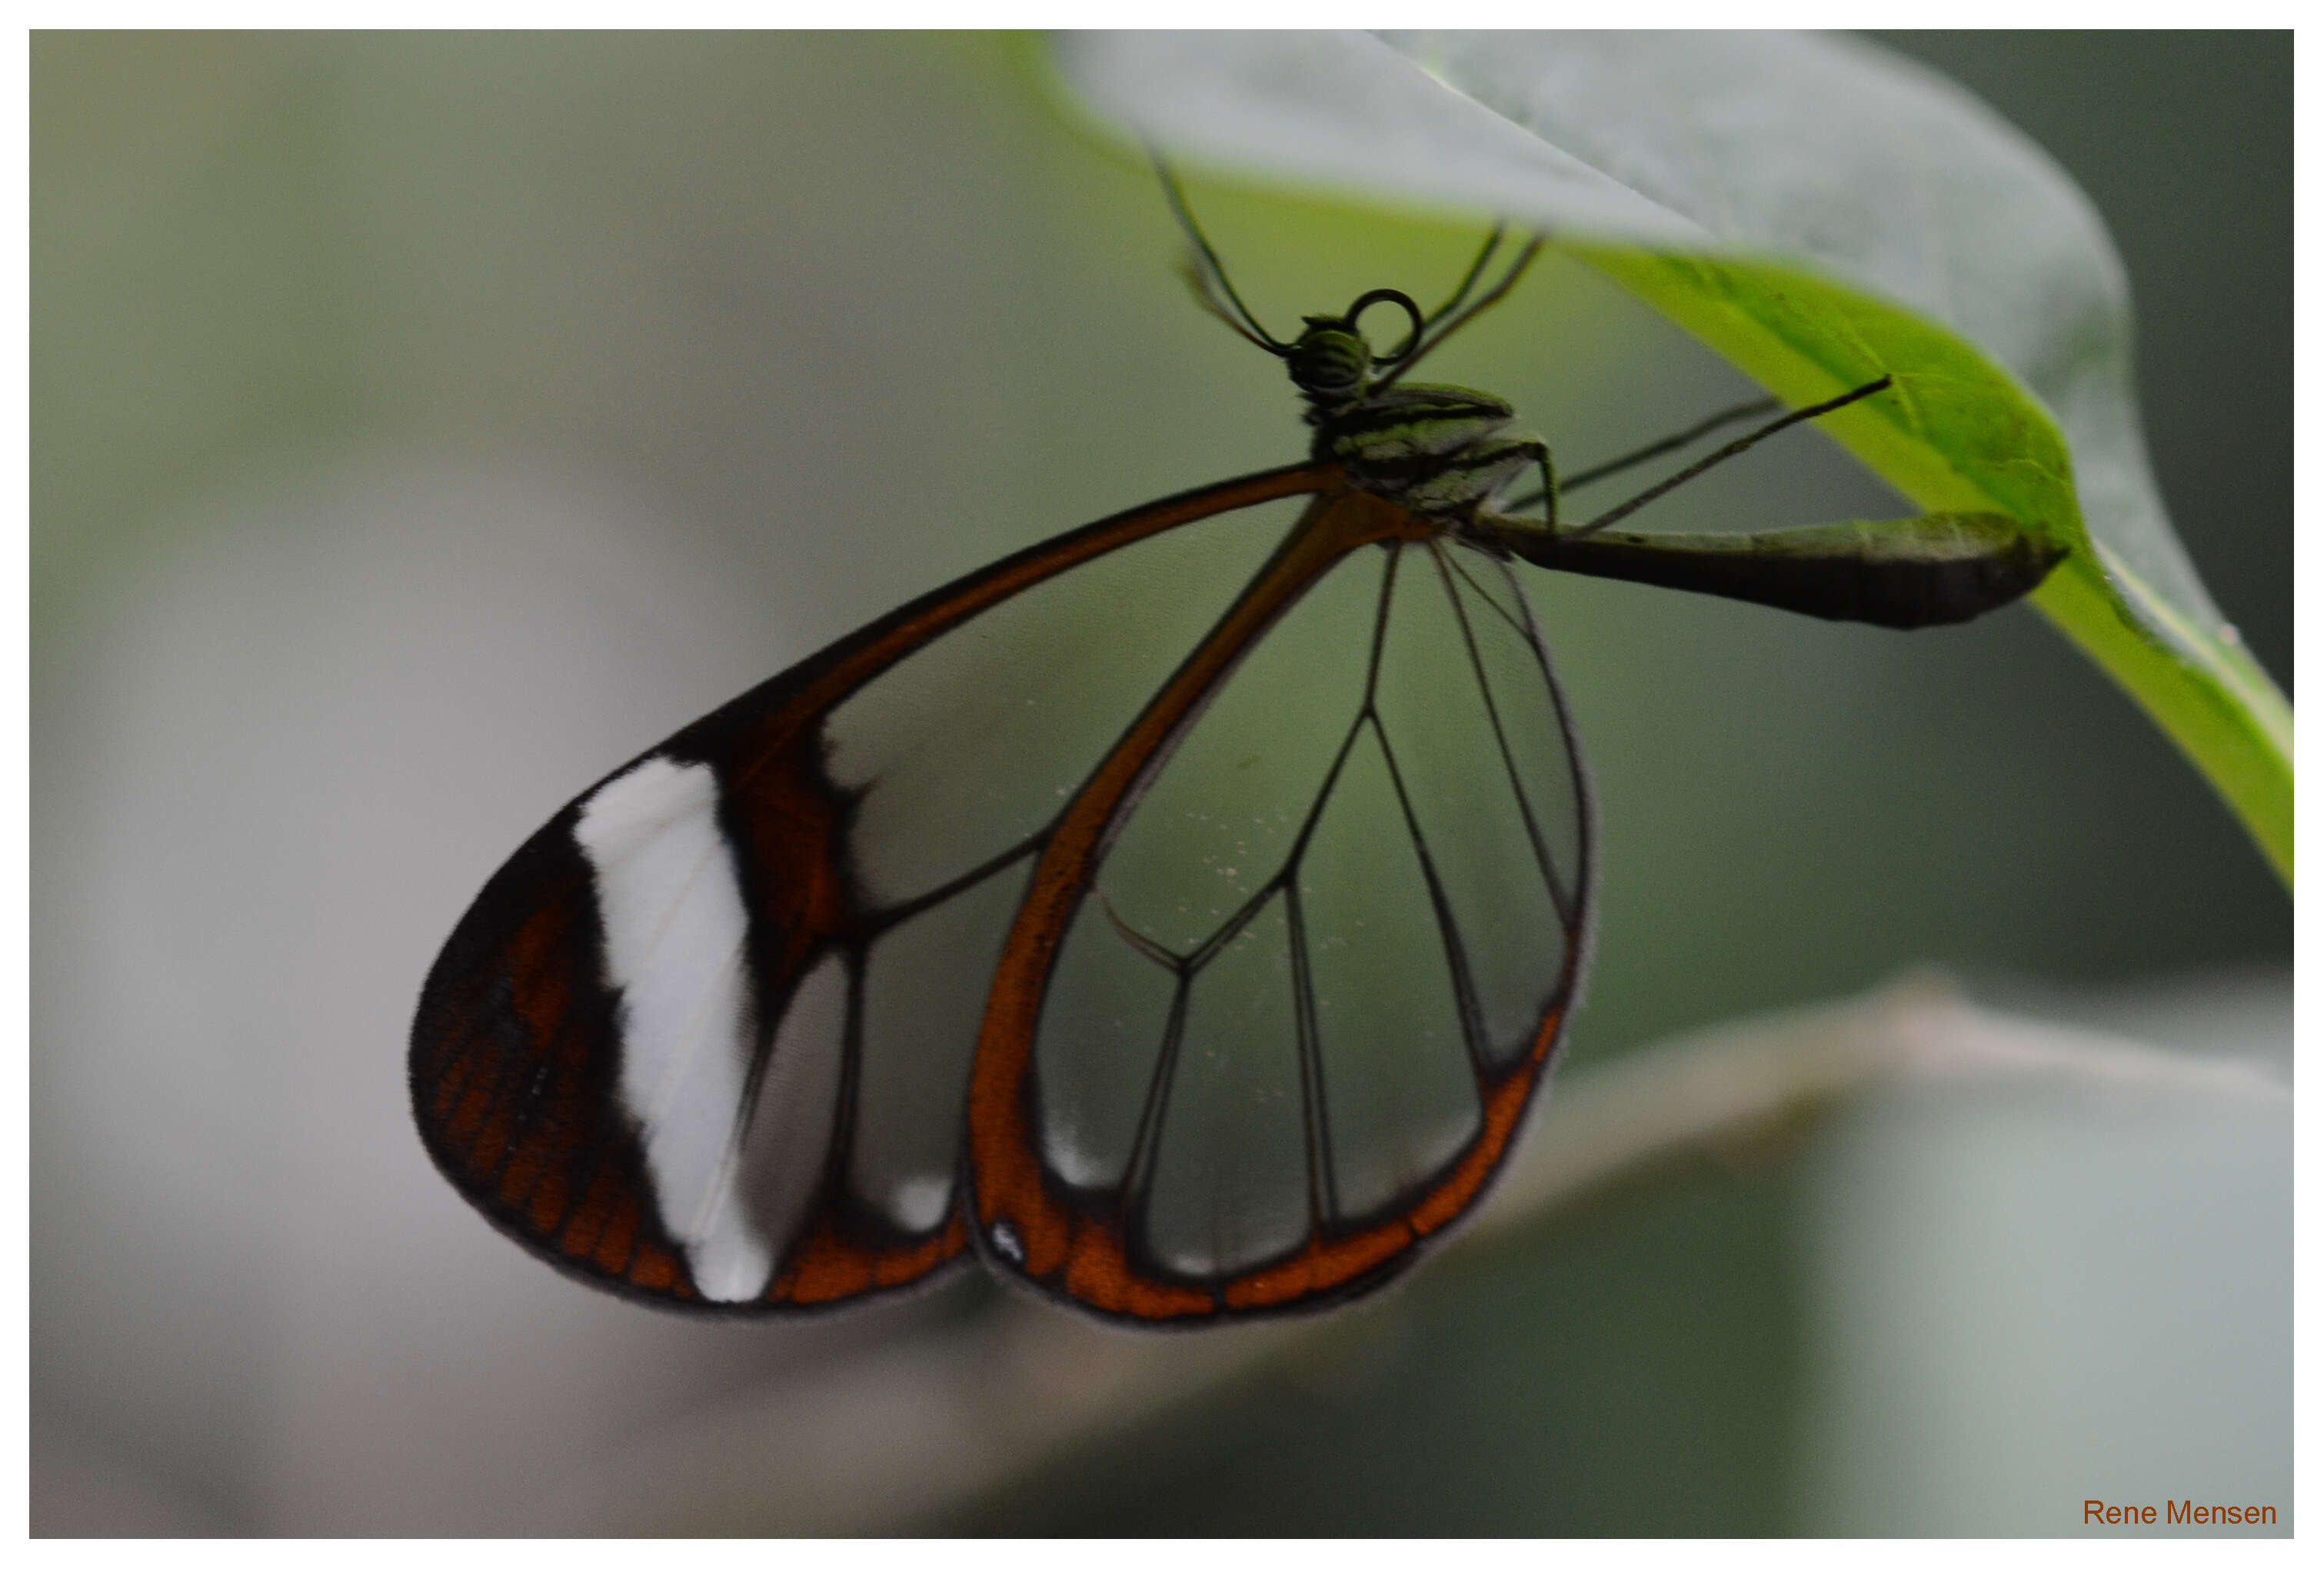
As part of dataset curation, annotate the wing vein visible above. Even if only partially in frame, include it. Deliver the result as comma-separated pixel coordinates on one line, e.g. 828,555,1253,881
1445,548,1530,641
1284,882,1338,1228
1370,714,1492,1079
865,833,1046,935
1433,542,1576,927
1120,975,1194,1232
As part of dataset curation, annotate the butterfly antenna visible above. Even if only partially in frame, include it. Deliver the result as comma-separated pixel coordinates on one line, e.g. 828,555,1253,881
1155,155,1290,355
1177,258,1278,351
1374,233,1544,390
1421,224,1507,330
1367,223,1503,368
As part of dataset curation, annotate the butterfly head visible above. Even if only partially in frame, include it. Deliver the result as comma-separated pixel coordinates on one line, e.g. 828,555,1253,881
1286,318,1371,410
1287,289,1424,423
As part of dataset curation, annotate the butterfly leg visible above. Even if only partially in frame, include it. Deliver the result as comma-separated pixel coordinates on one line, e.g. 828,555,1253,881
1519,439,1559,535
1498,394,1790,515
1397,436,1553,530
1433,437,1560,555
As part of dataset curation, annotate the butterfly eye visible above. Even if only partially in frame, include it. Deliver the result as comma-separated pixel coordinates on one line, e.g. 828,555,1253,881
1287,321,1371,403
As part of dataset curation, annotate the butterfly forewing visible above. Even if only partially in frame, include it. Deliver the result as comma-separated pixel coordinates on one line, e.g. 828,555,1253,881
408,465,1332,1312
849,867,1032,1234
821,495,1310,909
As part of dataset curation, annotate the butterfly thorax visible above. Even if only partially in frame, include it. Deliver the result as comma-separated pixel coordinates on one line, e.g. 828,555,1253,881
1288,317,1540,523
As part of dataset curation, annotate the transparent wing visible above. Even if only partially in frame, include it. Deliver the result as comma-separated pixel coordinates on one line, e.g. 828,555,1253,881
408,464,1331,1312
969,501,1594,1324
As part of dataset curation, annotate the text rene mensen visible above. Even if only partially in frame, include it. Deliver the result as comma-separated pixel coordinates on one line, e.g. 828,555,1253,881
2084,1500,2277,1527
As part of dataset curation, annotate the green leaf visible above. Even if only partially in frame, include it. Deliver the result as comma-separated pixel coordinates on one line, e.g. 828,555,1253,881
1046,31,2291,886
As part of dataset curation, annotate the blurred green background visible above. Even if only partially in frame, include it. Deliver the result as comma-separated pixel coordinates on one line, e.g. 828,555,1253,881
32,32,2287,1536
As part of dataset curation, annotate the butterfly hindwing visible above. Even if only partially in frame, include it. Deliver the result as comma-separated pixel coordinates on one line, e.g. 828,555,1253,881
967,494,1593,1322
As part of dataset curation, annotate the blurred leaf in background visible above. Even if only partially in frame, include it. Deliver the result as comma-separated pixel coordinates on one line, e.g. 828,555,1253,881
31,32,2286,1536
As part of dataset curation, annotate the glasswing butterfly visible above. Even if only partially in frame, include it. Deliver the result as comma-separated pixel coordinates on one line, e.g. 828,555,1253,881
409,172,2062,1326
